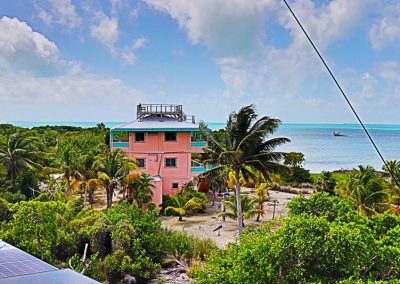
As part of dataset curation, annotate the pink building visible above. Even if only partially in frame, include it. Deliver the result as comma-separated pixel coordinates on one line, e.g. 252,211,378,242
110,104,206,206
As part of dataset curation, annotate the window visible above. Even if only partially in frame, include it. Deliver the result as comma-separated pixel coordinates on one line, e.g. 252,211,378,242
172,183,179,189
165,132,177,141
136,158,145,168
135,132,145,142
113,132,128,142
165,158,176,167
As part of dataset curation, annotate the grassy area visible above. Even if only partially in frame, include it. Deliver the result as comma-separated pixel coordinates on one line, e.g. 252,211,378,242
310,172,348,183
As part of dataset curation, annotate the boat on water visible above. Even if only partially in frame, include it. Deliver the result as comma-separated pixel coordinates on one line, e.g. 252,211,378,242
333,131,346,136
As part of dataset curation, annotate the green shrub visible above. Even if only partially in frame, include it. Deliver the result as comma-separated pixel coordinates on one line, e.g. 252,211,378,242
195,215,376,283
33,193,50,202
314,171,337,194
0,191,26,203
70,209,112,257
0,198,12,222
1,201,75,263
16,171,39,199
281,166,312,184
287,192,362,223
165,231,218,262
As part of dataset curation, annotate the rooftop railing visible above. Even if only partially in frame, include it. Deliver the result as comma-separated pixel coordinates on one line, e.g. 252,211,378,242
137,104,195,123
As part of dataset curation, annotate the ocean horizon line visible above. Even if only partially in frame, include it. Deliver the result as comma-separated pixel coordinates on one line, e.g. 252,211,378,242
3,120,400,126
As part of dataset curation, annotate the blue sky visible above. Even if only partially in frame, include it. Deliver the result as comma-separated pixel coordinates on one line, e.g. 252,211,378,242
0,0,399,124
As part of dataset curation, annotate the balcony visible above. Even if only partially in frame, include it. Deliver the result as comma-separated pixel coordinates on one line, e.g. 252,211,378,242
112,142,129,148
191,141,207,147
191,160,212,173
191,167,207,173
191,140,206,153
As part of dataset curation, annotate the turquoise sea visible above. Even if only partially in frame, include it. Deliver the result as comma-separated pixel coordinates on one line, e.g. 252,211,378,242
2,121,400,173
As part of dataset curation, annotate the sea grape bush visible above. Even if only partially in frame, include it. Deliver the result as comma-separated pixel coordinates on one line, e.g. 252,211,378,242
195,193,400,283
0,199,207,283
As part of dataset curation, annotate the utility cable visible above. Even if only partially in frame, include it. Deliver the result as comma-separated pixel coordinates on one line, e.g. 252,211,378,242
282,0,400,188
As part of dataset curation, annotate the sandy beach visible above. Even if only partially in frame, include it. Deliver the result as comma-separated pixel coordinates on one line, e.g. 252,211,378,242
161,188,312,248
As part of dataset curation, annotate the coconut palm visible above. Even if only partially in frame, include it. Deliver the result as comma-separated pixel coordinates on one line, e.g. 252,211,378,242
254,183,269,222
382,160,400,206
220,194,258,227
0,133,42,187
206,172,226,206
337,165,388,215
96,149,137,208
164,195,204,221
127,173,155,211
58,144,81,192
200,105,290,232
77,152,102,207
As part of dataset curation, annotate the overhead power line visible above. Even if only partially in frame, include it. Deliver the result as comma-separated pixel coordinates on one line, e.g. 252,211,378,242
282,0,400,189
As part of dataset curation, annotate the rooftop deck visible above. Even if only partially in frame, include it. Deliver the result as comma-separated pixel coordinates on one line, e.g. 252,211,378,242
137,104,195,123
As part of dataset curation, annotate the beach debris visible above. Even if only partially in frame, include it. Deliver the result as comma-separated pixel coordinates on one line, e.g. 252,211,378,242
213,224,223,236
268,199,279,219
123,274,137,284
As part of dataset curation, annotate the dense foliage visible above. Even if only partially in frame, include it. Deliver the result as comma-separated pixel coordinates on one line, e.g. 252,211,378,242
0,197,216,283
2,119,400,283
281,152,312,184
195,192,400,283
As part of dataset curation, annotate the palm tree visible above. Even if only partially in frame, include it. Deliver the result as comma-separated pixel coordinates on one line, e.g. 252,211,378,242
337,165,388,215
314,171,336,195
77,152,102,207
220,194,258,227
206,172,226,206
200,105,290,232
382,160,400,206
164,195,204,221
96,149,137,208
254,183,269,222
127,173,155,211
58,144,81,192
0,133,42,187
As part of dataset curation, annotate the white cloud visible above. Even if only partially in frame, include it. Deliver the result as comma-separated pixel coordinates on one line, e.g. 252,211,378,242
132,36,147,49
278,0,371,49
36,0,82,29
89,11,146,65
0,16,60,75
144,0,277,55
36,6,53,27
145,0,375,111
90,12,119,49
0,16,141,121
376,61,400,82
120,50,136,65
369,1,400,50
110,0,128,15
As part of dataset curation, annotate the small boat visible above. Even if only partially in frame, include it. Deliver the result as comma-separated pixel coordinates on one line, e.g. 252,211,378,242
333,131,346,136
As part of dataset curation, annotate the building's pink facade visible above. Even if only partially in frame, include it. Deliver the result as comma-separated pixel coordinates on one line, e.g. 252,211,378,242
110,104,206,206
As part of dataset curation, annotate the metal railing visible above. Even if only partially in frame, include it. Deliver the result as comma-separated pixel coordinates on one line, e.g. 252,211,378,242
136,103,195,123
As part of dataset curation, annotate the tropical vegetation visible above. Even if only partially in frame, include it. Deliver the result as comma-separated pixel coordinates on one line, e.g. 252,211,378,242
2,111,400,283
199,104,290,232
